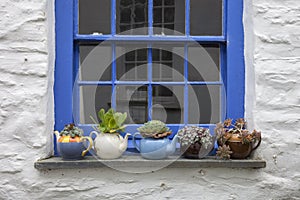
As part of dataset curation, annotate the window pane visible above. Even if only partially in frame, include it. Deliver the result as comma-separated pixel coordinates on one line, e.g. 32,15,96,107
190,0,222,36
79,0,111,34
80,86,112,124
152,85,184,124
116,85,148,124
188,44,220,82
116,43,148,81
153,0,185,35
188,85,220,124
117,0,148,35
79,44,112,81
152,43,184,81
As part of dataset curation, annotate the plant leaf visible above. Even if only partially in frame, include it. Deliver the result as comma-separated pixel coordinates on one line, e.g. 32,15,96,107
98,109,105,122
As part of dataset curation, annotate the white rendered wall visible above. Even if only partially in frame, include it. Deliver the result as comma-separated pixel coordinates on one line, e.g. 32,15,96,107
0,0,299,199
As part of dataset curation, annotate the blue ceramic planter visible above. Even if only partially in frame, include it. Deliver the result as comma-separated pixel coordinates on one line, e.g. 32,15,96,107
133,133,178,160
58,141,91,160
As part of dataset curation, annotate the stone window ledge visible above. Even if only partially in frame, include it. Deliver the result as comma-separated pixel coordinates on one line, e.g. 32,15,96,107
34,156,266,170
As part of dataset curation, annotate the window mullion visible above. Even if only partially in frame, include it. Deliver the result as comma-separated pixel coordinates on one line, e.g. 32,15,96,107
148,0,153,35
111,0,116,35
147,44,152,121
184,43,188,125
185,0,190,36
111,42,116,109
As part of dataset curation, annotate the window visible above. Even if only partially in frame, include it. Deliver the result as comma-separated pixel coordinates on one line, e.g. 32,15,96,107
54,0,245,149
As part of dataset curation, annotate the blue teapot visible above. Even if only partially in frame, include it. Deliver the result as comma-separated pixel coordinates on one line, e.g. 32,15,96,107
133,133,178,160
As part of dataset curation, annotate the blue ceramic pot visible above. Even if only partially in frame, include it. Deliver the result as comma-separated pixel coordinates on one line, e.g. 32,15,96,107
57,137,93,160
133,133,178,160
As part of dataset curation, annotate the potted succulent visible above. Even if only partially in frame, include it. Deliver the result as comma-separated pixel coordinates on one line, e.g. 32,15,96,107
177,126,215,159
215,118,261,159
89,108,130,159
133,120,178,160
54,123,93,160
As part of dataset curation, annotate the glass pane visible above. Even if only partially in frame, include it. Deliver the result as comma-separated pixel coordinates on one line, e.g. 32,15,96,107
188,85,220,124
190,0,222,36
117,0,148,35
188,44,220,82
152,43,184,81
116,43,148,81
79,44,112,81
152,85,184,124
153,0,185,35
80,86,112,124
116,85,148,124
79,0,111,34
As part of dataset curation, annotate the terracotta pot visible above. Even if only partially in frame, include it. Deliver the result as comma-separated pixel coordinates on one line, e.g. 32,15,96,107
226,138,261,159
181,142,214,159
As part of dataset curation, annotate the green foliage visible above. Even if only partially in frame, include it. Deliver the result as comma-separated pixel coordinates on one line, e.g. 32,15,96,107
137,120,171,138
91,108,127,134
59,123,83,138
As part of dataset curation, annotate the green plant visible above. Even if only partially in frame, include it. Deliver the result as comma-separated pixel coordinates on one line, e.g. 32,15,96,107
90,108,127,133
216,145,232,160
177,126,213,149
59,123,83,138
215,118,261,145
137,120,171,139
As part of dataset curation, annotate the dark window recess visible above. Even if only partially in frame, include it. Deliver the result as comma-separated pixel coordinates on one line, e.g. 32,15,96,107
190,0,222,36
79,0,111,34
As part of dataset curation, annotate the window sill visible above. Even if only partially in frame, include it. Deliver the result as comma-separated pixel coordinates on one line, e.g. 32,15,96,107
34,155,266,170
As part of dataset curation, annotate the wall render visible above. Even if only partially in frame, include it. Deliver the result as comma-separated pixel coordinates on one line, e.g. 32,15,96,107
0,0,299,199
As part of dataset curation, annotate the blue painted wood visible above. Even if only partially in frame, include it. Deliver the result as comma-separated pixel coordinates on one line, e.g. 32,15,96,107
184,44,188,124
148,0,153,35
111,0,116,35
54,0,74,154
78,81,223,86
111,42,116,109
74,34,226,42
74,0,78,35
147,45,152,121
185,0,190,36
226,0,245,119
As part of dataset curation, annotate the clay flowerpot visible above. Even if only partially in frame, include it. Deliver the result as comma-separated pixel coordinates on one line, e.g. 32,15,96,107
226,139,261,159
181,142,214,159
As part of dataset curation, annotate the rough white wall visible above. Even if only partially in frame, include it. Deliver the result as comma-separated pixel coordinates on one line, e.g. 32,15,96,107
0,0,299,199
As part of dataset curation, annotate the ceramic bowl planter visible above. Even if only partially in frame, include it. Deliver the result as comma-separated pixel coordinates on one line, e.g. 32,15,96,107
177,126,215,159
89,108,130,159
55,124,93,160
133,120,178,160
215,118,262,159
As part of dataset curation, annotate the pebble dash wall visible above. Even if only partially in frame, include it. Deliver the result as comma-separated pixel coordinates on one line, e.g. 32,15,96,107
0,0,299,199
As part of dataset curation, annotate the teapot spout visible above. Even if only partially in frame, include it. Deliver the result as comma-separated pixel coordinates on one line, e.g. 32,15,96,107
119,133,131,153
167,135,178,156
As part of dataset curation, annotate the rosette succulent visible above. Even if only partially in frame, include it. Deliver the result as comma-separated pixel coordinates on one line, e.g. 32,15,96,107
177,126,213,149
59,123,83,138
137,120,172,139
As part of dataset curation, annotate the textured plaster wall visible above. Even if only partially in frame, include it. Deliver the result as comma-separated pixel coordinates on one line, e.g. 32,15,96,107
0,0,299,199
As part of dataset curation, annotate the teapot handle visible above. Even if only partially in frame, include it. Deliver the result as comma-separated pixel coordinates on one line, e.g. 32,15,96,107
89,131,99,139
132,132,141,152
251,135,262,152
80,136,93,157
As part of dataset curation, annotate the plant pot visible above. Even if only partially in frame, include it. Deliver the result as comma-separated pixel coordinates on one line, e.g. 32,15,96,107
224,138,261,159
57,136,93,160
89,131,130,159
133,133,178,160
181,142,214,159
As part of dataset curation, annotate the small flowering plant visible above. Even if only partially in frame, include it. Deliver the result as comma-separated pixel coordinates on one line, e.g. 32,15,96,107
177,126,213,149
215,118,261,145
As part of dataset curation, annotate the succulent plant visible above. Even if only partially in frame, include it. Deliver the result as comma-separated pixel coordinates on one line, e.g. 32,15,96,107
137,120,171,139
216,145,232,160
59,123,83,138
177,126,213,149
215,118,261,145
90,108,127,134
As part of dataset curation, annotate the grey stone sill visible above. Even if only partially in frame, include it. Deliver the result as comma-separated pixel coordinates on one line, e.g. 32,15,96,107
34,155,266,170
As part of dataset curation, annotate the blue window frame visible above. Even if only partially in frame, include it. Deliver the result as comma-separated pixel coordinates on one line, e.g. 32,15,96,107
54,0,245,150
